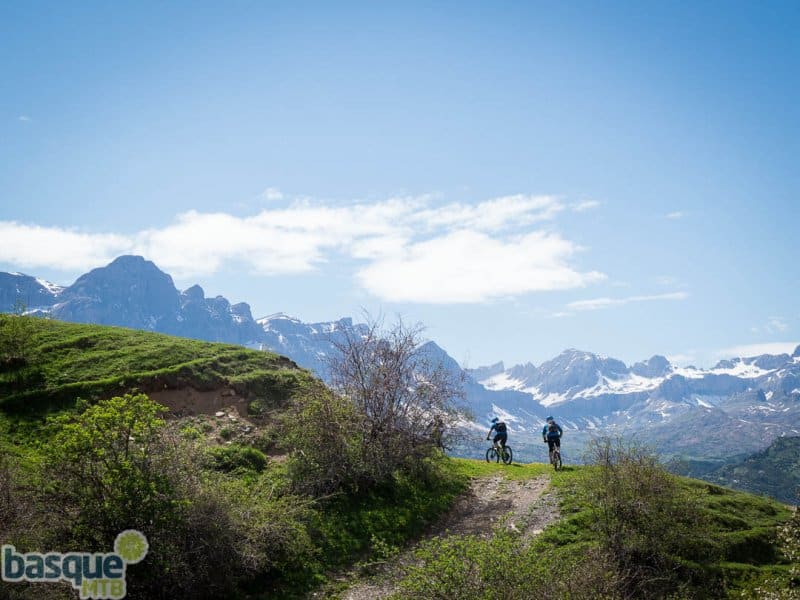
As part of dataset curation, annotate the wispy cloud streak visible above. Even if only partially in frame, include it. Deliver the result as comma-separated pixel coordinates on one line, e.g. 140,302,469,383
567,291,689,311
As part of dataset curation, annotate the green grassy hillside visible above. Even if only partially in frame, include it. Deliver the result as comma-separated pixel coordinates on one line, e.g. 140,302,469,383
0,316,313,419
705,436,800,505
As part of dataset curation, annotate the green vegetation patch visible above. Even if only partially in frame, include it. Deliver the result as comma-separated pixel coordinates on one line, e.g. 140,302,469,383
397,449,793,599
0,317,314,419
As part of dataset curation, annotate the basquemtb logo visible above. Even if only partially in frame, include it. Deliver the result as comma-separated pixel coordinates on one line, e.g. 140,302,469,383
2,529,148,599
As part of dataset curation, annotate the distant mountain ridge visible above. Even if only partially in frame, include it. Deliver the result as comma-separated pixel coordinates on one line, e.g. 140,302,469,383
3,255,800,465
470,345,800,456
3,256,264,345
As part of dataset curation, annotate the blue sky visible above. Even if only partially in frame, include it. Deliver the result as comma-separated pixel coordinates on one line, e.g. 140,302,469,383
1,1,798,368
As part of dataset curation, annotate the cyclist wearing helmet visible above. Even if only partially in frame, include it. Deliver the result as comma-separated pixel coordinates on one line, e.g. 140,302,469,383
542,416,563,453
486,416,508,448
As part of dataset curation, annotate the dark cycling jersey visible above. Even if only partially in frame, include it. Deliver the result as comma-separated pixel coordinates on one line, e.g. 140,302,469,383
542,422,563,440
490,421,507,434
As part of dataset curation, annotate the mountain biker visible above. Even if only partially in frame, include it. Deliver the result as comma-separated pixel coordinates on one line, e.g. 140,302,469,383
542,416,563,455
486,417,508,448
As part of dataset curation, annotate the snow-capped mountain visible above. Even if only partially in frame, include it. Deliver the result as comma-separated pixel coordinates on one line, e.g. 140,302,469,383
475,348,800,408
0,271,65,312
257,313,368,378
469,348,800,458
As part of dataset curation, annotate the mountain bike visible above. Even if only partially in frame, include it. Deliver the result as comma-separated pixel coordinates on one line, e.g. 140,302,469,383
486,441,513,465
546,442,562,471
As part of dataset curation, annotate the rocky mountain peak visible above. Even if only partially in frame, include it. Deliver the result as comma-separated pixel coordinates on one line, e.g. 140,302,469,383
631,355,672,378
231,302,254,321
467,361,506,382
507,361,538,382
56,255,180,329
182,284,205,303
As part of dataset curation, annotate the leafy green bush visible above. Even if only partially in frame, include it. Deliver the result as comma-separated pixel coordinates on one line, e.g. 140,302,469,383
284,386,371,496
207,444,268,473
43,393,173,542
17,393,319,599
0,306,34,366
180,424,203,439
584,437,716,597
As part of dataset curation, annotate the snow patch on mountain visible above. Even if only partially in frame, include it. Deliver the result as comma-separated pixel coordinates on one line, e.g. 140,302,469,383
709,360,774,379
480,372,525,391
579,372,664,397
34,278,64,296
491,404,522,427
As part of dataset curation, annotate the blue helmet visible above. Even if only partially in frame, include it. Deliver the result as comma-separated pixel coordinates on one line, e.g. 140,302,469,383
546,416,554,421
491,417,499,423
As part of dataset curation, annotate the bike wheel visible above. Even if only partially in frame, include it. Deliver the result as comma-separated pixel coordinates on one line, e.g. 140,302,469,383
486,448,498,463
502,446,513,465
553,450,562,471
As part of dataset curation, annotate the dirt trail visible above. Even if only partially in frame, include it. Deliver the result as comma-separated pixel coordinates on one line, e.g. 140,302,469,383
337,474,559,600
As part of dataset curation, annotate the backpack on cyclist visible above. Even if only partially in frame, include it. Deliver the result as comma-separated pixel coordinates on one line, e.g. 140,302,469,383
495,421,507,433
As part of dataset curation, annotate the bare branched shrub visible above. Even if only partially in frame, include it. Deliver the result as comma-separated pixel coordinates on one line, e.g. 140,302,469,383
328,316,464,484
286,316,465,496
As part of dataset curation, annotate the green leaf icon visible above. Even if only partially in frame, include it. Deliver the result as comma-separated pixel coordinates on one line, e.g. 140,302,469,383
114,530,149,564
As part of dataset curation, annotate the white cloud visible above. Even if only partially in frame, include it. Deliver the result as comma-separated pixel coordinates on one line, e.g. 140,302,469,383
717,342,799,359
567,291,689,311
571,200,600,212
357,230,605,303
411,194,563,232
665,211,687,219
350,235,410,260
134,210,332,276
0,193,605,303
0,222,131,270
17,116,31,122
